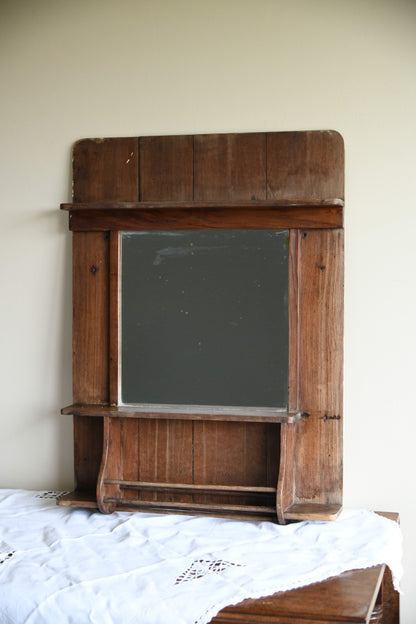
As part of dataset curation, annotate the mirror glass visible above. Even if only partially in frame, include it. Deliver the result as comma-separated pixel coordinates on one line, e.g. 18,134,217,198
121,229,289,408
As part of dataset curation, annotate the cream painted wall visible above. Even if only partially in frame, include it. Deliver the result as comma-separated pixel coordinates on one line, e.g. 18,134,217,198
1,0,415,619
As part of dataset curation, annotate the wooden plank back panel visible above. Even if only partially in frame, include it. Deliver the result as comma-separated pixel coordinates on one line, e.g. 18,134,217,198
194,133,267,201
73,138,139,202
119,418,139,502
267,130,344,201
193,422,279,506
132,419,194,502
294,229,344,504
98,418,194,507
139,135,194,201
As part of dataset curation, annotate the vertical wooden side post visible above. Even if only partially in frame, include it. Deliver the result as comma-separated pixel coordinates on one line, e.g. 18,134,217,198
72,137,139,496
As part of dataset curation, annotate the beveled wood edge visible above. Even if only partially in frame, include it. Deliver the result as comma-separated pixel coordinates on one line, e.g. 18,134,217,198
284,502,343,521
213,565,386,623
96,415,116,513
276,423,296,524
61,403,303,424
57,490,98,508
61,199,344,211
377,511,399,522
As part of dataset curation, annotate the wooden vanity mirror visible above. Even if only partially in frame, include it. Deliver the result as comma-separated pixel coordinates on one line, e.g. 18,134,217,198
59,130,344,524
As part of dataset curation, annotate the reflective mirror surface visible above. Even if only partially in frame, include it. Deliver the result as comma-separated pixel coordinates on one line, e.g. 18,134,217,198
122,230,289,407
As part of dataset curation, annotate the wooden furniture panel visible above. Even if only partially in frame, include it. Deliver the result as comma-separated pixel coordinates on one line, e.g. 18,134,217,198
139,134,194,201
73,137,139,202
97,417,194,512
72,231,109,405
60,130,345,524
64,200,343,232
193,421,279,508
266,130,344,201
212,565,386,623
72,232,109,491
287,228,344,518
194,133,267,201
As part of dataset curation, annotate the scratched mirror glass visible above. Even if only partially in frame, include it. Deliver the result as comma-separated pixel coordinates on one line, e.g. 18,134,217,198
121,230,289,408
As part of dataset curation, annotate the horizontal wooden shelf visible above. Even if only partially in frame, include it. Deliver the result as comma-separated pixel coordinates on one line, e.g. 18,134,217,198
57,490,98,509
284,502,343,521
62,403,303,424
58,490,343,523
61,199,344,231
103,497,277,519
105,479,276,497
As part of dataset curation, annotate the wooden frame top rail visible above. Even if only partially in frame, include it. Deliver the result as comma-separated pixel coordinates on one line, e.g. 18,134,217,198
61,199,343,231
61,199,344,210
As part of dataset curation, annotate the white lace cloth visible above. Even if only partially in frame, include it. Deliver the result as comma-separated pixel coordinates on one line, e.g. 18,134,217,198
0,489,402,624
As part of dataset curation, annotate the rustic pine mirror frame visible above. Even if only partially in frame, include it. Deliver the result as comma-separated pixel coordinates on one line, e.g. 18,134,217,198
59,130,344,524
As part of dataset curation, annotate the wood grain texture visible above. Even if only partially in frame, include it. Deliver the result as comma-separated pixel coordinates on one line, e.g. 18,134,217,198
139,135,193,201
130,419,193,503
97,416,120,513
72,415,103,492
275,422,296,523
73,137,139,202
72,232,109,404
62,404,299,424
119,418,140,502
194,133,267,201
71,232,108,490
212,565,385,623
267,130,344,201
381,566,400,624
193,421,279,507
293,229,344,506
66,204,343,231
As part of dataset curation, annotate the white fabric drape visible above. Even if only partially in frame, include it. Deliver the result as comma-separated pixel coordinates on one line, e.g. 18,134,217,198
0,489,402,624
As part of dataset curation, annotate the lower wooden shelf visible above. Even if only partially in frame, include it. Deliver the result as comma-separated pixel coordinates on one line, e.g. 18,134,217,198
58,489,342,523
58,490,98,509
